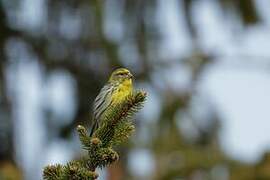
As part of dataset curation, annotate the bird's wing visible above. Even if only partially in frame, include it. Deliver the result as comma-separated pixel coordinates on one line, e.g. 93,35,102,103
90,83,115,136
93,83,115,120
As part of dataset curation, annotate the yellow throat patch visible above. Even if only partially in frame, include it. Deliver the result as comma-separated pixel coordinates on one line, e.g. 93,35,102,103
111,79,133,104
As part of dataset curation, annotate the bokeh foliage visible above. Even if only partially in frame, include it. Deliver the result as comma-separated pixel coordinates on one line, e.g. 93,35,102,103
0,0,269,179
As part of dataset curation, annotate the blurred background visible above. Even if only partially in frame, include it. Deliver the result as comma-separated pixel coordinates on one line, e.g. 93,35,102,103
1,0,270,179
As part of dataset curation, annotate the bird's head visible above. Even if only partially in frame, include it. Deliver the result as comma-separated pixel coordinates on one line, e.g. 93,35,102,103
109,68,133,83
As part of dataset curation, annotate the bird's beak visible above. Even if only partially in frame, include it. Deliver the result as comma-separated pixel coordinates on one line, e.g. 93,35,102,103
128,73,133,79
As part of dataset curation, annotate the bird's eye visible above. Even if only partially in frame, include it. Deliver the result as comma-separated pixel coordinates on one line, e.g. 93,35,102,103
118,73,124,76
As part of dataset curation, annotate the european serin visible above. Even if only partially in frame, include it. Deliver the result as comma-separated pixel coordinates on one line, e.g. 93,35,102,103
90,68,133,136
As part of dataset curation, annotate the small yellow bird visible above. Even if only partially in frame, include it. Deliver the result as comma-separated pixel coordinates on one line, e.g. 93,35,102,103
90,68,134,136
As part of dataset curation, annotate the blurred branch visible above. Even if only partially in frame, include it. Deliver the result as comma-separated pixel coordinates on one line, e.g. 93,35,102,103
220,0,260,25
0,1,21,162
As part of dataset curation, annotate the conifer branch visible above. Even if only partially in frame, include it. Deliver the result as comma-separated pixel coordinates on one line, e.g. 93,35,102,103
43,90,147,179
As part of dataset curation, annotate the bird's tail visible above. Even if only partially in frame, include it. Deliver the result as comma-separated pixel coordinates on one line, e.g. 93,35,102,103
90,119,99,137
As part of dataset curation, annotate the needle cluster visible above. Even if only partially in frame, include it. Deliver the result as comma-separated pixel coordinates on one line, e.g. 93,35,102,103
43,91,146,180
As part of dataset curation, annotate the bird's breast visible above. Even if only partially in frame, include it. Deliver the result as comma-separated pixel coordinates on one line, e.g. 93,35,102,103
111,79,132,104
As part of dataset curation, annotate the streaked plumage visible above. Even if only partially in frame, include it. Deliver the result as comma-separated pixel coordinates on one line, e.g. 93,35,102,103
90,68,133,136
